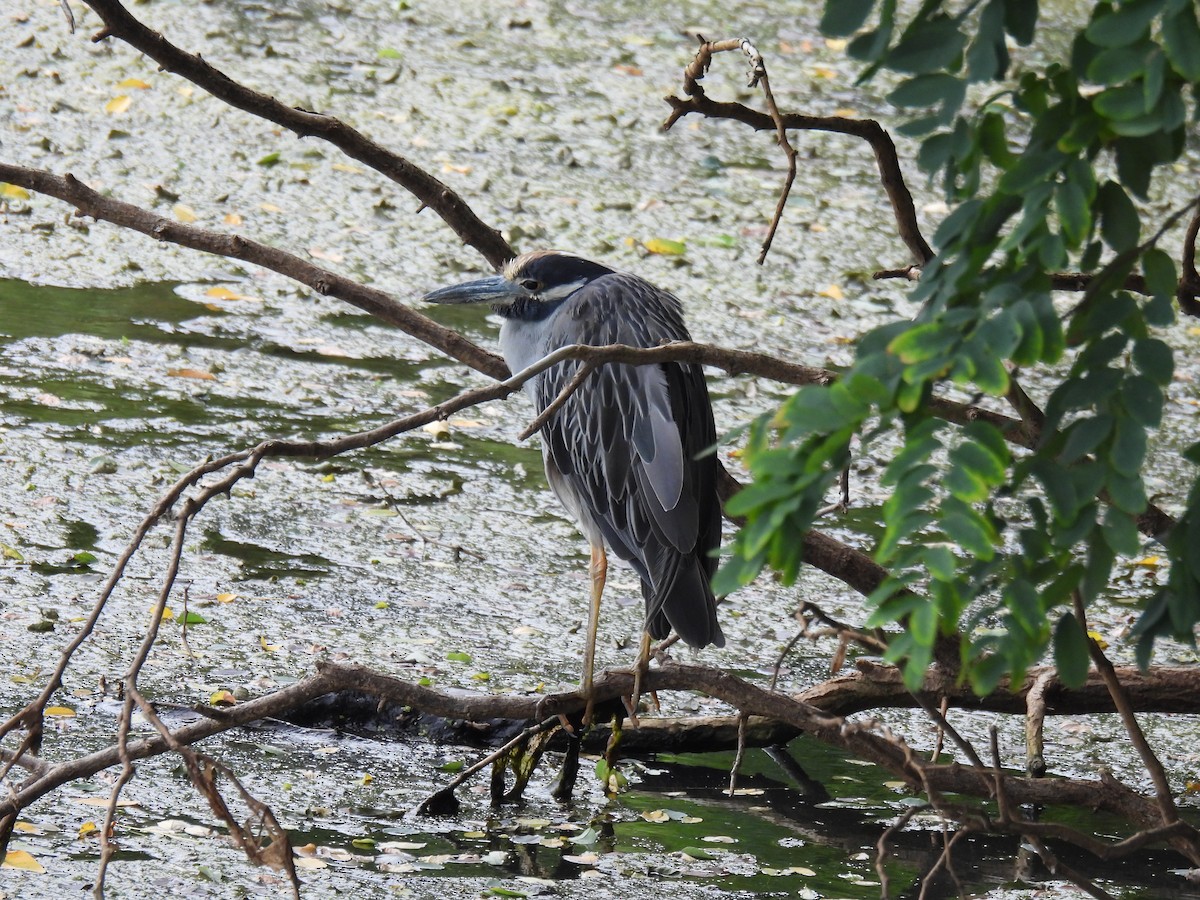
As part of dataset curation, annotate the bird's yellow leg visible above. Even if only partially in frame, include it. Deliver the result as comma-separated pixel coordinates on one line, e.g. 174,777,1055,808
582,543,607,726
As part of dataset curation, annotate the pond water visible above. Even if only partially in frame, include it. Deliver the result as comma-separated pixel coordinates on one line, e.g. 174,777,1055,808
3,1,1200,898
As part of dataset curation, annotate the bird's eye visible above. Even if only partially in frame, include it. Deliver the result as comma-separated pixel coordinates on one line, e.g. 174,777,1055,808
520,279,541,292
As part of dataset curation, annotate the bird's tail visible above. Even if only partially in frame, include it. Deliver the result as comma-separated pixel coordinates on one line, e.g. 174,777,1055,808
645,556,725,649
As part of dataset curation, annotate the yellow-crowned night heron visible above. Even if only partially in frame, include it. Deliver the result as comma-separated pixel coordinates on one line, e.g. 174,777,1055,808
423,251,723,719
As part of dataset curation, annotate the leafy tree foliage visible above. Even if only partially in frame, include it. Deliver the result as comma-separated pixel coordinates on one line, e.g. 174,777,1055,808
716,0,1200,691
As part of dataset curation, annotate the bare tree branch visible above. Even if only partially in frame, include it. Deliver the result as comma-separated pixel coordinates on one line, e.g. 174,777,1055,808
79,0,513,268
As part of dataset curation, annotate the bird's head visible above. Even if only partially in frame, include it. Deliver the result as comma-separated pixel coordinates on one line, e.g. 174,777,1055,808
422,251,613,320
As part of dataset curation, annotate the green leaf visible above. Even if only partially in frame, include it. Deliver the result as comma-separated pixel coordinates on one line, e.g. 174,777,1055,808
446,651,472,663
821,0,876,37
1163,3,1200,79
712,551,764,595
1133,337,1174,384
257,152,282,167
1097,181,1140,251
966,0,1009,81
1094,81,1151,122
1120,375,1164,427
1003,0,1040,44
1060,415,1114,465
183,611,207,625
1108,417,1147,476
887,17,967,74
1087,43,1156,85
1086,0,1164,48
1054,613,1091,687
887,74,960,108
1054,179,1090,247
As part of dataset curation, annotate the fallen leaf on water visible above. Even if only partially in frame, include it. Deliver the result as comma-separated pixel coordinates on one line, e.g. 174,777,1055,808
702,835,736,843
423,421,451,439
223,212,244,225
204,286,252,301
562,852,599,865
216,592,238,603
209,690,236,706
166,368,216,380
1,183,31,200
260,202,283,213
172,204,197,223
819,284,845,300
1133,556,1161,567
13,822,41,834
332,163,365,174
826,38,849,51
2,849,45,872
643,237,686,256
77,797,138,808
293,857,328,870
640,809,669,823
78,821,99,838
260,636,280,652
105,95,132,114
117,78,151,89
45,706,75,718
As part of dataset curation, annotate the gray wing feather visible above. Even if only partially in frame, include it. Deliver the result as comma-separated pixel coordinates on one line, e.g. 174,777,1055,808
535,273,723,648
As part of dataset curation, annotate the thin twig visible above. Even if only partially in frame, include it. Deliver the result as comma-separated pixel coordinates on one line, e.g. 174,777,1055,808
727,713,748,796
1071,592,1182,831
414,716,560,816
518,362,595,441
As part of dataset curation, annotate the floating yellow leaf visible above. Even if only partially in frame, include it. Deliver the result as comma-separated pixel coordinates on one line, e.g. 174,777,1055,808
1,182,31,200
360,772,373,784
172,204,197,223
45,706,75,718
216,592,238,603
1087,631,1109,649
159,605,176,620
2,849,45,873
643,237,686,256
78,820,99,838
13,822,40,834
825,38,849,51
820,284,845,300
260,202,283,213
293,857,328,870
260,636,279,652
166,368,215,380
1134,556,1161,567
640,809,670,823
209,690,236,706
223,212,244,226
117,78,151,90
812,66,837,79
105,95,132,115
332,163,364,174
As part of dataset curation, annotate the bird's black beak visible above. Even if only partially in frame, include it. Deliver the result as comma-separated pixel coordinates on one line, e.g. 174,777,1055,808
422,275,519,305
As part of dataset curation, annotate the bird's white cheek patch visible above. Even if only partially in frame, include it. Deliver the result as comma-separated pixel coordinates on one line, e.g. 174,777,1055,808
539,279,589,301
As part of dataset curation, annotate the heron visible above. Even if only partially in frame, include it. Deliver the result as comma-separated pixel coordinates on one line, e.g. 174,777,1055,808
423,250,724,721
